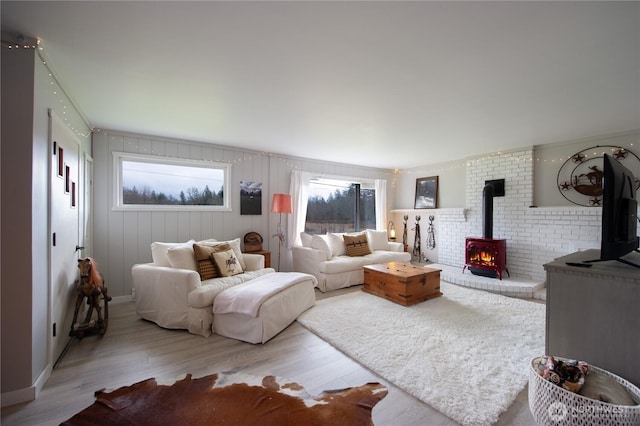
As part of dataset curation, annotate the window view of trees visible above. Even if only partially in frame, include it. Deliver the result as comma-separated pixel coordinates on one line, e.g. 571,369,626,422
123,185,224,205
305,181,376,234
114,154,230,210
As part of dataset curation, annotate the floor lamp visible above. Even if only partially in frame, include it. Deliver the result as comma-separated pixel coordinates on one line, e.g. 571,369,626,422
271,193,292,271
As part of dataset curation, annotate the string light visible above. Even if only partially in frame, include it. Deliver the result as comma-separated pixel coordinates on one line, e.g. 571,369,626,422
3,36,92,139
95,129,276,166
5,34,639,176
12,41,636,179
8,37,636,177
534,135,639,162
40,45,92,139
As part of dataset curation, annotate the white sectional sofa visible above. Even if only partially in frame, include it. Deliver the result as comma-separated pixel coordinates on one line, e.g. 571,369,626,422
292,229,412,292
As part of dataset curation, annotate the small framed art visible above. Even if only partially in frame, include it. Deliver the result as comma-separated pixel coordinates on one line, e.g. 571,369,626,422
414,176,438,209
240,181,262,215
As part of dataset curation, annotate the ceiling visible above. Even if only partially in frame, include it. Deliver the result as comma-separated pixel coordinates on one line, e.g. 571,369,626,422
2,1,639,169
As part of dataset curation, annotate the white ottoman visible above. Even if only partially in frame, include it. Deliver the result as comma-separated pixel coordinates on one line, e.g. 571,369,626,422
213,272,316,344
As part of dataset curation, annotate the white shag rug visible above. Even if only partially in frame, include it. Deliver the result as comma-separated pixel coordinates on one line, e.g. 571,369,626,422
297,282,546,426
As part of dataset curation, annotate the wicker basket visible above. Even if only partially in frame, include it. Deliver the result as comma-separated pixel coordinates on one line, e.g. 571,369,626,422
529,357,640,426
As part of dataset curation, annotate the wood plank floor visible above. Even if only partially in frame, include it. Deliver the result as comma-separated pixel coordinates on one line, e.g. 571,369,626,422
2,286,537,426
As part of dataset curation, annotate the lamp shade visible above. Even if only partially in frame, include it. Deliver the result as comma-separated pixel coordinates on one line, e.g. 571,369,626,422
271,193,292,214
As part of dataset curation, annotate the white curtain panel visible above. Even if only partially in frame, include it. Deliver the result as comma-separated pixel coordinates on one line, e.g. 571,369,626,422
288,170,311,248
375,179,387,231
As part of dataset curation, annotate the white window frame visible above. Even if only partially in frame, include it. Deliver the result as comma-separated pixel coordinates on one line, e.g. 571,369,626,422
305,176,377,233
112,152,231,211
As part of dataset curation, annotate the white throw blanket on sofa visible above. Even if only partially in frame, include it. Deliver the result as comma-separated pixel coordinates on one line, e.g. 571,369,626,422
213,272,317,317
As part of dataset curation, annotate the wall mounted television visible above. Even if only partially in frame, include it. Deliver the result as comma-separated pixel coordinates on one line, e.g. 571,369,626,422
587,154,639,268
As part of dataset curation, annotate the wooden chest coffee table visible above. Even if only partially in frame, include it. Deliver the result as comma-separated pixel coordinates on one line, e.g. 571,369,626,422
363,262,442,306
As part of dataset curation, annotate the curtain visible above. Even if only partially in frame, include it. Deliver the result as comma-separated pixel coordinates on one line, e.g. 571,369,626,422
375,179,387,230
288,170,311,248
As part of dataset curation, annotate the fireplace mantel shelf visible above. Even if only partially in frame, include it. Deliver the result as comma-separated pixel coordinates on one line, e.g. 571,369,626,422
390,208,467,222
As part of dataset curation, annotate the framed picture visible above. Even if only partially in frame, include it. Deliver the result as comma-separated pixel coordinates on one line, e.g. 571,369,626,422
414,176,438,209
240,181,262,215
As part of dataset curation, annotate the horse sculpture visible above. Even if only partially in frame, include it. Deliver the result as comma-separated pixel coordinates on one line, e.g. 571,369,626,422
70,257,111,337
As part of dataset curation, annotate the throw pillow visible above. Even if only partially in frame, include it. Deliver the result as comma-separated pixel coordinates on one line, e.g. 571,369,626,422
366,229,390,251
223,238,246,270
211,249,244,277
328,233,346,256
311,234,332,260
167,245,198,271
195,238,246,270
344,233,372,257
151,240,194,267
192,243,231,280
196,238,218,244
299,232,313,248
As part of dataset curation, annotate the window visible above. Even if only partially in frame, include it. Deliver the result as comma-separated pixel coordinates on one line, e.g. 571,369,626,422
113,152,231,211
305,178,376,234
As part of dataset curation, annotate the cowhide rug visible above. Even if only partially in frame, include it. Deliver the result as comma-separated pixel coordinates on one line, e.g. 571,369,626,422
61,371,388,425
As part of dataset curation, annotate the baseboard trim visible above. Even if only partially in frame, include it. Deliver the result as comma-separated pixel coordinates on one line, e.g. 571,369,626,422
1,363,51,407
1,386,35,408
111,295,133,304
1,297,133,408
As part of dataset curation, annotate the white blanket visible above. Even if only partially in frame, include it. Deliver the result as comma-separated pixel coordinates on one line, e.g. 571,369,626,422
213,272,317,317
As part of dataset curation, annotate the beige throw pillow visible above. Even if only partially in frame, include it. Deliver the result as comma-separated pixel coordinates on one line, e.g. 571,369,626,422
211,249,244,277
299,232,313,247
220,238,246,270
194,238,245,269
328,233,346,256
344,233,371,257
151,240,194,267
366,229,390,251
311,234,332,260
193,243,231,280
167,245,198,271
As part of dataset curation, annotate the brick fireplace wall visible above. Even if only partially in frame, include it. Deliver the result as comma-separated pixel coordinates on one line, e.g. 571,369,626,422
436,149,601,282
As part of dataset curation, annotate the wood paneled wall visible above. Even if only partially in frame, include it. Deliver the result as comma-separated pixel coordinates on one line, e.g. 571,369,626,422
93,130,394,297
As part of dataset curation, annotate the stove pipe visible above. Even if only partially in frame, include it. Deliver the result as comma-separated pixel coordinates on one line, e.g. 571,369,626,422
482,184,494,239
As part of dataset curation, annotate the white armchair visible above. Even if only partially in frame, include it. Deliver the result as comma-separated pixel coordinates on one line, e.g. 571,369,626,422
132,239,274,337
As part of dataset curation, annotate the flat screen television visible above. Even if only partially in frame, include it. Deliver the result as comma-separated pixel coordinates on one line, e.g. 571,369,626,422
589,154,639,268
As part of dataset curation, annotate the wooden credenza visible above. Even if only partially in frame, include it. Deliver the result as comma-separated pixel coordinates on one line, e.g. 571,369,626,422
544,249,640,387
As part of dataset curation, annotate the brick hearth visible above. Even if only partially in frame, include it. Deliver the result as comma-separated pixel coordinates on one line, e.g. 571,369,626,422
428,263,546,300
